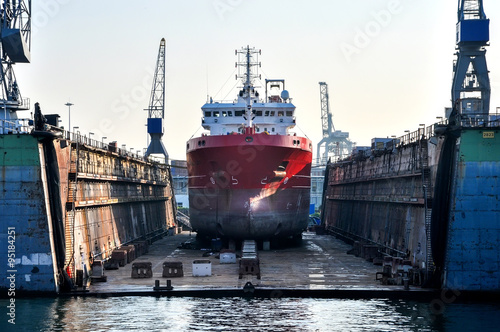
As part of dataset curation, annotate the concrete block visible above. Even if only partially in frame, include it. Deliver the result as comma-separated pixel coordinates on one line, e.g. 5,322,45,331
162,261,184,277
111,249,128,266
239,257,260,279
131,262,153,278
121,245,136,263
92,260,104,277
193,260,211,277
220,252,236,264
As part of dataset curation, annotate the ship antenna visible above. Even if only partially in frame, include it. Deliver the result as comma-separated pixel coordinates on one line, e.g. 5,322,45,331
235,46,261,129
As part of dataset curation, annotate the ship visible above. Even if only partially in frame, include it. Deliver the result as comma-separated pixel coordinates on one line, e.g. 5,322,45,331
186,46,312,241
321,0,500,291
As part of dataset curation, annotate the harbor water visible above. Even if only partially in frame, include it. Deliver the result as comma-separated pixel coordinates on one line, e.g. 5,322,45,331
2,297,499,331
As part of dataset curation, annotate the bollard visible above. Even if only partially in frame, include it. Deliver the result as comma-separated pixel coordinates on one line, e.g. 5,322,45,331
403,277,409,290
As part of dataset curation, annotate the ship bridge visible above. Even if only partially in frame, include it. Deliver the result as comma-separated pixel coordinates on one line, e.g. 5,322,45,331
202,79,297,136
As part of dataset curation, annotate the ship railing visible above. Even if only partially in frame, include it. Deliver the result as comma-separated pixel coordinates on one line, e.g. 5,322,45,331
0,118,31,134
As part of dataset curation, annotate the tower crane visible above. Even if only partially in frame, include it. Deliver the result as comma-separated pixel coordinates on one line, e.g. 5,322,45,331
316,82,352,165
0,0,31,123
451,0,490,116
144,38,169,162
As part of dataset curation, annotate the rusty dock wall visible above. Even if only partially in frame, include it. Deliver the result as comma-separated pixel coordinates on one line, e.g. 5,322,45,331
0,131,177,293
321,117,500,291
321,125,442,286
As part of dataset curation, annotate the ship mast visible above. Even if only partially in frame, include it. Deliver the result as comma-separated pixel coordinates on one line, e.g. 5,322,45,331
235,46,260,129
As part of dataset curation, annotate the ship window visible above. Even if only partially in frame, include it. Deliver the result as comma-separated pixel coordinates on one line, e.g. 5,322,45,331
256,127,260,132
286,111,293,116
214,111,220,117
264,128,267,132
272,127,275,132
265,111,270,116
256,111,262,116
204,112,211,117
227,111,233,116
222,111,227,117
278,111,284,116
270,111,275,116
235,110,244,116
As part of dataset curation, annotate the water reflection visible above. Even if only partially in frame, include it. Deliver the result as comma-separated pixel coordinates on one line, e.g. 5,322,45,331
1,297,500,331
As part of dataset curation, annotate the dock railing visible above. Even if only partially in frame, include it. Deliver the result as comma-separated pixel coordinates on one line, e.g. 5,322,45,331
0,118,31,134
373,112,499,151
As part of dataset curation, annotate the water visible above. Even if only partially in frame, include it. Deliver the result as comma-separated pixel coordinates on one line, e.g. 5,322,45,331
2,296,500,331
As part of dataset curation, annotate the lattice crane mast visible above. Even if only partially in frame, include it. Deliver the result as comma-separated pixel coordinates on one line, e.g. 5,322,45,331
144,38,169,162
319,82,334,138
451,0,490,116
316,82,352,165
0,0,31,121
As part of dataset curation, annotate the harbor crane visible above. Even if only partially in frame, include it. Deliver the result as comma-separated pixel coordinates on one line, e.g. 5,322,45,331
316,82,352,165
0,0,31,123
144,38,169,162
451,0,490,115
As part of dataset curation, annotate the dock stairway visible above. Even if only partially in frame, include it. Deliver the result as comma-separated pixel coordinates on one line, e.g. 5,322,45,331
176,210,191,230
421,140,434,275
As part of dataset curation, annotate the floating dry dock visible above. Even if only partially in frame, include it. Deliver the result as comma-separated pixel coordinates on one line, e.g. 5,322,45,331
322,117,500,292
0,110,177,294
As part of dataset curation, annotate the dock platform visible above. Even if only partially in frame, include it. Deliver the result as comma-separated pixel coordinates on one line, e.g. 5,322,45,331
79,231,442,300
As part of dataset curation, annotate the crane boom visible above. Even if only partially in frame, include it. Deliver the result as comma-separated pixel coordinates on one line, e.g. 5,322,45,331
147,38,166,119
316,82,352,165
319,82,334,138
144,38,168,162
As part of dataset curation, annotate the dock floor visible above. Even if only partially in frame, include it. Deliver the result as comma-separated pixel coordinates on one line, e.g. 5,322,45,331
88,231,420,296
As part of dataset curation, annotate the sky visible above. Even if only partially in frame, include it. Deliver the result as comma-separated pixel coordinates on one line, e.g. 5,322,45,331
13,0,500,161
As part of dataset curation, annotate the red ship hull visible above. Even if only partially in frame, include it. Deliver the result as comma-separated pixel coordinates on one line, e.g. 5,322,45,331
187,133,312,240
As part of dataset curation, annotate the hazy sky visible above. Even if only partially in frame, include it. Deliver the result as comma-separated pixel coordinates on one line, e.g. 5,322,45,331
15,0,500,161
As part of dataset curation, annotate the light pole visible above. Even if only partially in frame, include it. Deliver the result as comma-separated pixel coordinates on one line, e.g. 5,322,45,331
65,102,74,131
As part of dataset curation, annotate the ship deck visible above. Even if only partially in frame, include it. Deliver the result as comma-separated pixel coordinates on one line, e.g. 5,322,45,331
81,232,440,300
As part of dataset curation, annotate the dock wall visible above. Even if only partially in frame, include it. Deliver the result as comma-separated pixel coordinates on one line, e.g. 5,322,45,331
322,138,440,273
322,122,500,291
0,135,58,292
444,128,500,290
0,133,177,293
